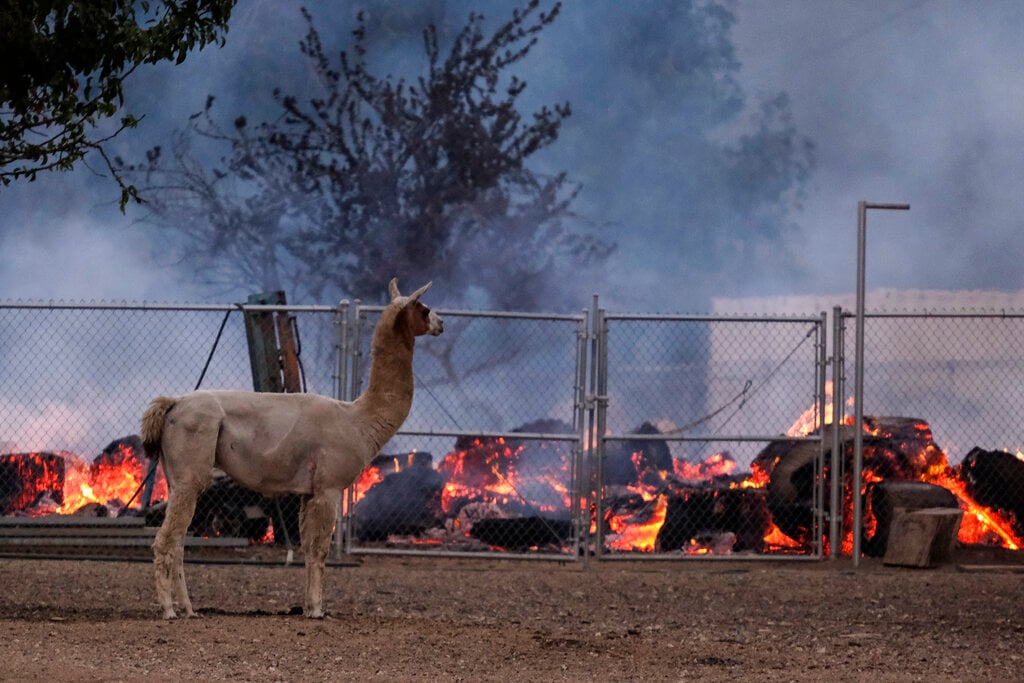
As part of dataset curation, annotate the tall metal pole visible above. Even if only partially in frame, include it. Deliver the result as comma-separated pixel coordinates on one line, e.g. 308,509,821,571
852,201,909,566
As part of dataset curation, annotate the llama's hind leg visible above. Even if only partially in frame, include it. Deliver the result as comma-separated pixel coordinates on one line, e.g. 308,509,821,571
153,485,201,619
299,490,341,618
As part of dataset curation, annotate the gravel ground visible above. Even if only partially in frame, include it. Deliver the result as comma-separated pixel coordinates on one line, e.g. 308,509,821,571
0,551,1022,682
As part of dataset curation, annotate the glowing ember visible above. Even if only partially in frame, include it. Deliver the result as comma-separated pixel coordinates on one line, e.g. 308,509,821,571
763,522,803,551
674,452,736,480
437,437,572,516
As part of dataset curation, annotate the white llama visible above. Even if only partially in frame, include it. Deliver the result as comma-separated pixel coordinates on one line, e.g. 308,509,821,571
140,278,443,618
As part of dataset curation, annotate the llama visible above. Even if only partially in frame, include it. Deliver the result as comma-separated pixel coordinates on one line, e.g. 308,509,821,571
140,278,443,619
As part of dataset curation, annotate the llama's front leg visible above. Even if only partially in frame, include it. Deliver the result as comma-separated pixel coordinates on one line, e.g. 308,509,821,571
153,487,201,619
299,491,340,618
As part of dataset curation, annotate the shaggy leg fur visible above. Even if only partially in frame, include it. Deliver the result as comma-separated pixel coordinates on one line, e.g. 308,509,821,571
153,485,202,619
299,490,341,618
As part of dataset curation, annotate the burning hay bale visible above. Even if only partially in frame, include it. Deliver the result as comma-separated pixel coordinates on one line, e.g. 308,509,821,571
91,435,165,514
755,417,947,548
758,416,1024,554
469,516,574,550
655,487,770,554
439,419,575,518
603,421,673,487
960,448,1024,540
0,436,162,517
0,451,66,514
864,480,959,557
757,417,949,547
353,452,445,541
349,419,577,551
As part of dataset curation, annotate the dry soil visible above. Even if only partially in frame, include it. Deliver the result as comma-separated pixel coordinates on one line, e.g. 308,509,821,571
0,552,1022,682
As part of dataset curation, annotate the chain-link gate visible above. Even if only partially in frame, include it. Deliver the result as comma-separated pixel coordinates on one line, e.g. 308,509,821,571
340,305,590,559
591,310,828,559
335,303,830,561
843,310,1024,556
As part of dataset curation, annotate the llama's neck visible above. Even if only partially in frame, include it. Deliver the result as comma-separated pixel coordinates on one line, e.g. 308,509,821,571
355,317,416,456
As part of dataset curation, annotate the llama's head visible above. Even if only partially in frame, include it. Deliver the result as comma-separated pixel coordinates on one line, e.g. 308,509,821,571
388,278,444,338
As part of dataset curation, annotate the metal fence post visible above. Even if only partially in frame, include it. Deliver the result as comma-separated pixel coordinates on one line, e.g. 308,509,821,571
335,300,350,402
830,306,844,559
590,302,608,559
816,311,829,557
571,307,591,559
342,301,366,556
853,201,910,566
331,300,350,561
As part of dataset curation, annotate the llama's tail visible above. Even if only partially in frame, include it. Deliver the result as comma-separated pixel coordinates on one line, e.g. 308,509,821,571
140,396,177,459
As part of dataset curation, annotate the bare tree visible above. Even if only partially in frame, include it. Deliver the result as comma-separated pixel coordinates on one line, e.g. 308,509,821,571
122,1,612,309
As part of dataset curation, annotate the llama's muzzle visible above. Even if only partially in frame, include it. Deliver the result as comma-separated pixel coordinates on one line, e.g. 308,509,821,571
429,311,444,336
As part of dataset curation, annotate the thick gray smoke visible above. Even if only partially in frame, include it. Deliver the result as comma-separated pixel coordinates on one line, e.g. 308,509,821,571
2,1,1023,312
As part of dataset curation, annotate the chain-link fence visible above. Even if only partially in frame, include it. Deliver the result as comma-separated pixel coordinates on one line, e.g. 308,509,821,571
842,311,1024,554
0,301,342,558
3,299,1021,563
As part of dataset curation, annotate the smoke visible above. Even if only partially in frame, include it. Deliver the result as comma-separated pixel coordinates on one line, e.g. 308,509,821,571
731,0,1024,298
3,1,1024,312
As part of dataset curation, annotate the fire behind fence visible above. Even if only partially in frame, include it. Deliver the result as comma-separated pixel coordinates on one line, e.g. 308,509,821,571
0,300,1022,561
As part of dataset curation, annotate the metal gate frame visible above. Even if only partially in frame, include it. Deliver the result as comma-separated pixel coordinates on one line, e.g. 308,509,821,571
589,305,830,561
334,298,829,561
337,303,591,560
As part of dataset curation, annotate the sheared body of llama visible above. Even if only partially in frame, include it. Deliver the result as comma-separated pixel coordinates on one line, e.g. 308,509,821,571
140,279,443,619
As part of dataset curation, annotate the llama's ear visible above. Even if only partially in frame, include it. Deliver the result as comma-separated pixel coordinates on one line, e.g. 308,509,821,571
409,281,432,302
388,278,401,302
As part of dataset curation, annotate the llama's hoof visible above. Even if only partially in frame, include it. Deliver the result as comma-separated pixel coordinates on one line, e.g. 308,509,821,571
304,609,325,619
161,607,199,619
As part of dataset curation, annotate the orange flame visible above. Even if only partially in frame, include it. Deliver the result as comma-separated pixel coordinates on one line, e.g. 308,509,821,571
605,494,667,552
926,467,1021,550
763,522,804,551
437,438,572,515
10,444,168,517
57,442,167,514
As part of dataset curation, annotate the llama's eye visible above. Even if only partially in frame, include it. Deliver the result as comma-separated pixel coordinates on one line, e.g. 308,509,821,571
421,307,430,318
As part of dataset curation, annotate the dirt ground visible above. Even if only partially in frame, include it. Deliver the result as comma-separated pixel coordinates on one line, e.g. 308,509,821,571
0,550,1022,682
